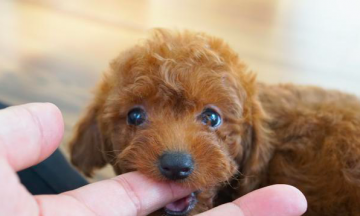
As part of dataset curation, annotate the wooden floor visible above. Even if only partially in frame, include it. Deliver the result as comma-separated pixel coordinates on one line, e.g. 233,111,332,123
1,0,360,177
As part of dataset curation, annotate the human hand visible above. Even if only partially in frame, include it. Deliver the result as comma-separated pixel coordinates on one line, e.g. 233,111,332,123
0,103,307,216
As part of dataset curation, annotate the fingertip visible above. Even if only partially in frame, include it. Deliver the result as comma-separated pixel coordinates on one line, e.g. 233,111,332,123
112,172,193,215
282,185,308,215
0,102,64,170
269,184,308,215
236,184,307,216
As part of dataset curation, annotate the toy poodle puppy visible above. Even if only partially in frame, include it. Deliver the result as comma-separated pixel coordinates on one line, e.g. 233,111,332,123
69,29,360,216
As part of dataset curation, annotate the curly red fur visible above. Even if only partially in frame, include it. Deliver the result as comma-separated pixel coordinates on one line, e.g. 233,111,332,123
69,29,360,215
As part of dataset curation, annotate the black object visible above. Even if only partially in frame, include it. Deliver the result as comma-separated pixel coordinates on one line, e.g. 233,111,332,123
0,101,7,109
159,152,194,180
18,149,88,195
0,102,88,194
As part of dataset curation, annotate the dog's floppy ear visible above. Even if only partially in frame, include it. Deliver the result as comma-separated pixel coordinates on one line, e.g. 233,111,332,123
69,53,133,177
69,76,115,177
236,74,273,194
69,101,108,177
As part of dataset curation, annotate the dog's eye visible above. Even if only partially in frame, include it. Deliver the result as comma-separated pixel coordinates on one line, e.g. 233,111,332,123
127,107,146,126
200,108,222,128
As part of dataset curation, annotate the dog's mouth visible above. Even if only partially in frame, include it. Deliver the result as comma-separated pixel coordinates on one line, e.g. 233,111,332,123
164,192,198,216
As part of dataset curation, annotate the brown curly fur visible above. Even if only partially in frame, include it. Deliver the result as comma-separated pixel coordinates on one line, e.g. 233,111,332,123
69,29,360,215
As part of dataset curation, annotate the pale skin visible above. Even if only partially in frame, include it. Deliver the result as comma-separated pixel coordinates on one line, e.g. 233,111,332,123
0,103,307,216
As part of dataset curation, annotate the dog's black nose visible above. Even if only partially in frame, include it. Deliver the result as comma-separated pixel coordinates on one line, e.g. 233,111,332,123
159,152,194,180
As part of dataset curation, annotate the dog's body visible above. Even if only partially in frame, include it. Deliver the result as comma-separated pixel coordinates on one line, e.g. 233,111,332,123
69,30,360,215
242,84,360,216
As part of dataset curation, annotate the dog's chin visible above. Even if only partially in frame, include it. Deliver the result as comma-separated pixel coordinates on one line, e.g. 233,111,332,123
163,191,200,216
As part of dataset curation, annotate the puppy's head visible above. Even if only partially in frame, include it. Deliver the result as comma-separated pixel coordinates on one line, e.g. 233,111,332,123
69,29,271,214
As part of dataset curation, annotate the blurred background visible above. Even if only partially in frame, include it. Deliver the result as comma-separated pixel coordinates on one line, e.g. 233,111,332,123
1,0,359,177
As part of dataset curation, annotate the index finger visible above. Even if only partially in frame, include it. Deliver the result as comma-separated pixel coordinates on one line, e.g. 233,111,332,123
36,172,193,216
0,103,64,171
